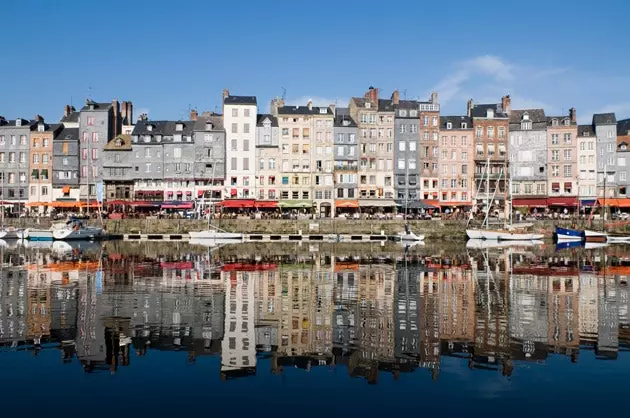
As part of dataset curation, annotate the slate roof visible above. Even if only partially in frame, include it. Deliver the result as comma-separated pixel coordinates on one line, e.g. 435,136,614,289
336,107,350,117
546,116,576,126
509,109,547,130
80,100,113,111
470,104,508,118
593,113,616,125
617,118,630,136
32,122,63,133
578,124,595,137
224,95,257,105
0,118,33,128
61,111,79,123
378,99,394,112
334,114,357,128
396,100,419,110
131,120,195,141
277,105,333,115
104,134,132,151
256,114,278,127
350,97,370,108
440,116,472,129
54,127,79,142
194,115,224,131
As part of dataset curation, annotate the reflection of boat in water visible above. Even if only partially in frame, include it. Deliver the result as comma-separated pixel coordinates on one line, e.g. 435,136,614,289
52,219,105,241
22,239,54,250
52,240,102,254
0,239,22,249
0,227,24,240
188,224,243,241
396,224,424,242
555,240,583,251
466,239,543,249
189,237,240,248
397,239,425,248
554,226,584,242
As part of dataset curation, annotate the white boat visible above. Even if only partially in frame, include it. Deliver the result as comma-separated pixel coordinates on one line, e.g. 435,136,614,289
52,219,105,241
188,224,243,241
0,227,24,240
24,223,70,241
466,228,543,241
397,225,424,242
189,237,241,248
583,229,608,242
466,239,543,249
605,235,630,244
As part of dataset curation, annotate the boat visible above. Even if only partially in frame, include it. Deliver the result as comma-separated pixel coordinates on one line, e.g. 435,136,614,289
554,226,584,242
52,219,105,241
604,235,630,244
584,229,608,243
189,237,242,248
466,239,543,249
397,224,424,242
188,220,243,241
52,240,102,254
465,157,543,242
555,240,583,251
23,228,54,241
0,227,25,240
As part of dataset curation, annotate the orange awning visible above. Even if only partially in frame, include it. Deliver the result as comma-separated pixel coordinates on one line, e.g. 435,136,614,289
440,201,473,207
79,201,102,208
335,199,359,208
597,198,630,208
50,201,79,208
62,186,71,194
25,202,50,207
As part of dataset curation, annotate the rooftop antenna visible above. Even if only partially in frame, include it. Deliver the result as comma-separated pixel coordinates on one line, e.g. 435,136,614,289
281,87,286,101
403,90,407,100
87,86,93,100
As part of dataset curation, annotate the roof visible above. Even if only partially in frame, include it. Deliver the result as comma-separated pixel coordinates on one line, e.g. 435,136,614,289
396,100,419,110
194,115,224,131
470,104,508,119
547,116,576,126
336,107,350,117
223,95,257,105
0,118,34,128
61,111,79,123
334,114,357,128
617,118,630,136
276,105,333,115
378,99,394,112
593,113,616,125
440,116,472,129
80,100,113,111
578,124,595,137
104,134,132,151
509,109,547,130
32,122,63,133
131,120,195,140
54,127,79,142
256,114,278,127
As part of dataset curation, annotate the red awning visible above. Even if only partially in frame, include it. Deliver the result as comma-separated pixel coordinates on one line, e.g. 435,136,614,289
440,201,473,207
221,263,277,272
197,190,205,198
254,200,278,209
106,200,131,206
547,197,578,207
222,199,256,208
513,198,548,208
161,201,194,209
167,191,173,196
130,200,161,207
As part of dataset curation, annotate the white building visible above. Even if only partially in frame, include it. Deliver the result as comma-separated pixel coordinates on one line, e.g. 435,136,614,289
577,125,597,202
223,90,257,199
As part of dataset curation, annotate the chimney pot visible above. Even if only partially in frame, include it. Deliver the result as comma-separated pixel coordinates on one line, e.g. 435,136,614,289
307,100,312,111
501,95,511,115
222,88,230,99
64,105,71,117
569,107,576,123
391,90,400,105
190,109,198,121
430,91,438,104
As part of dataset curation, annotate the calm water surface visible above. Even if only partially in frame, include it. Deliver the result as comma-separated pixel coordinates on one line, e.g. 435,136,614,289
1,240,629,416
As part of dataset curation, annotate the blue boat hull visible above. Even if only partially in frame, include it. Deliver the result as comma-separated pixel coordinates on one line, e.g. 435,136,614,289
554,226,584,241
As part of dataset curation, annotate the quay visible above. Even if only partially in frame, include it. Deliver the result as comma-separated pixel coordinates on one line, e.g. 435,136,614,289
118,232,391,243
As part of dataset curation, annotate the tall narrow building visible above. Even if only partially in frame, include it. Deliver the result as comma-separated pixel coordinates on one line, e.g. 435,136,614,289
28,117,61,213
418,93,441,201
546,109,578,209
333,110,359,208
439,116,474,207
223,90,257,199
593,113,618,199
255,113,279,202
577,124,597,203
394,95,420,203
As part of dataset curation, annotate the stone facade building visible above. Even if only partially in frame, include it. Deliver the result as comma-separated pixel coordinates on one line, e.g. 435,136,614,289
162,120,195,201
52,126,80,202
439,116,474,206
193,113,225,201
418,93,440,201
508,109,547,205
333,111,359,204
546,109,578,206
0,117,34,209
617,119,630,197
102,134,133,200
577,124,597,201
394,98,420,203
130,120,166,201
255,114,279,201
593,113,618,198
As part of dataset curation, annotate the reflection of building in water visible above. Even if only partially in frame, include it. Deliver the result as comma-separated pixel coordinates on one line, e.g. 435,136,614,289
76,271,107,371
419,268,441,373
221,270,256,379
254,267,280,353
597,276,619,359
579,273,599,344
0,267,28,345
278,264,313,356
618,275,630,347
509,274,549,360
50,278,79,361
312,255,333,356
438,265,475,345
333,262,358,356
395,264,420,363
547,275,579,357
26,266,52,343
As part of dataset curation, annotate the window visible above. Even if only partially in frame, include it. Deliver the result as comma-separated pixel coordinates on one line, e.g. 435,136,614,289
621,171,627,181
398,159,405,169
42,154,49,164
32,154,39,164
552,150,559,161
243,158,249,170
475,127,483,137
92,132,98,142
498,127,505,138
398,142,406,151
552,165,559,177
399,124,406,134
259,158,265,170
487,127,494,138
551,134,559,145
563,149,571,161
243,139,250,151
619,157,627,167
244,123,250,134
564,133,572,144
564,165,572,177
232,108,238,117
81,149,88,160
269,158,275,169
231,157,237,170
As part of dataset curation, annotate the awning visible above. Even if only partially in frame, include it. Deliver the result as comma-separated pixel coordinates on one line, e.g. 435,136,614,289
222,199,256,208
186,191,192,196
278,200,313,209
512,198,548,208
358,199,396,208
106,200,131,206
335,199,359,209
547,197,578,207
161,201,194,209
197,190,205,198
26,201,49,207
254,200,278,209
580,199,596,207
397,200,439,209
50,201,80,208
230,188,237,196
130,200,161,207
440,201,473,207
62,186,70,194
597,198,630,208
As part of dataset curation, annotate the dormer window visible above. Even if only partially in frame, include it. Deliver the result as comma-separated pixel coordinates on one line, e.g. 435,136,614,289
400,110,407,117
584,131,589,137
176,123,183,131
319,108,327,114
342,120,350,127
37,124,45,132
621,144,628,151
143,135,151,143
446,122,452,129
16,119,22,126
263,121,271,129
186,135,192,142
522,113,530,121
156,135,162,142
410,110,418,117
486,109,494,118
521,121,532,130
461,122,467,129
563,119,570,126
174,134,182,142
147,124,153,132
205,122,213,130
365,102,371,109
552,119,559,127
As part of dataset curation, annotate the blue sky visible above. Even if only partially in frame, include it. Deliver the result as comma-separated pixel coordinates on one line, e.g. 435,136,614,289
2,0,629,124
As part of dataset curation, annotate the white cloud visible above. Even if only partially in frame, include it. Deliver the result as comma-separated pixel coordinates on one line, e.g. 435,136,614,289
597,102,630,117
467,55,514,81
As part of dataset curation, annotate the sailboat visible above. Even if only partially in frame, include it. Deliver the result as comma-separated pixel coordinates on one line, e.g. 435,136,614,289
466,157,543,241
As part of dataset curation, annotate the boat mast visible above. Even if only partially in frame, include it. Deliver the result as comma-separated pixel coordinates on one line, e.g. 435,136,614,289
86,133,90,217
602,163,607,232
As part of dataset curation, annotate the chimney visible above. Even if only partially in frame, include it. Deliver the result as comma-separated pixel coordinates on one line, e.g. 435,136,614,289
190,109,198,121
121,101,128,124
569,107,576,123
329,104,336,116
64,105,71,117
126,102,133,125
307,100,313,111
501,95,511,115
364,86,379,105
430,91,438,104
222,88,230,99
270,98,284,116
466,99,474,117
112,99,120,136
391,90,400,105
